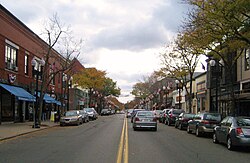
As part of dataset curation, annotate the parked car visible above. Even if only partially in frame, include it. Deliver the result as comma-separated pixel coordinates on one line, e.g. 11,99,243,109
126,109,134,118
187,112,221,137
153,110,162,121
132,110,157,131
213,116,250,150
84,108,98,120
165,109,184,126
60,110,83,126
110,109,116,115
159,109,170,123
131,109,145,123
175,113,195,130
101,109,111,116
79,110,89,123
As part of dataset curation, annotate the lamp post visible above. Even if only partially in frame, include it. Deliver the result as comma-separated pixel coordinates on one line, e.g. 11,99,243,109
31,57,45,128
162,86,168,108
67,76,73,111
209,59,221,112
175,80,182,109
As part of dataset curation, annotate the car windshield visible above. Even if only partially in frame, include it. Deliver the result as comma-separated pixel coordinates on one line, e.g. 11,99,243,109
85,108,94,112
184,114,195,118
203,114,221,121
65,111,78,116
173,110,183,114
237,118,250,127
154,110,161,114
137,111,154,117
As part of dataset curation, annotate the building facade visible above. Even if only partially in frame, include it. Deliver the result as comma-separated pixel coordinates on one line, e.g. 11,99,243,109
0,5,64,124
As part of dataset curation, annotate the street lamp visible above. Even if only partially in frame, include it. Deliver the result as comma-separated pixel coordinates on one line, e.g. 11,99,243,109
209,59,222,112
175,80,182,109
162,86,168,108
31,57,45,128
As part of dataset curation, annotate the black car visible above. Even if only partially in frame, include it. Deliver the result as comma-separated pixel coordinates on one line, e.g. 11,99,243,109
175,113,195,130
165,109,184,126
187,112,221,137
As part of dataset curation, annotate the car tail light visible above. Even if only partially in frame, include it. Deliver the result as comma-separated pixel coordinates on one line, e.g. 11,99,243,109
236,128,244,136
135,117,140,121
169,113,173,118
201,120,210,124
164,113,166,117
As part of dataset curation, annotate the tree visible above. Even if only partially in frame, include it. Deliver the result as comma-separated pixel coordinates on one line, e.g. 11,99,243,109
73,67,106,90
103,77,121,97
182,0,250,114
160,33,201,112
37,14,82,124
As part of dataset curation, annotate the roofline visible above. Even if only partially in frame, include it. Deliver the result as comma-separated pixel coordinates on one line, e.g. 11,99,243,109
0,4,67,61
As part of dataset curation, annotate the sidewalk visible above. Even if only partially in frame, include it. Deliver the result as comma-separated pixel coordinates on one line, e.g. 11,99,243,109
0,120,59,141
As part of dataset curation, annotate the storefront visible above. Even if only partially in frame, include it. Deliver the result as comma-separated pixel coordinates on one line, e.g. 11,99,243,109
0,83,35,124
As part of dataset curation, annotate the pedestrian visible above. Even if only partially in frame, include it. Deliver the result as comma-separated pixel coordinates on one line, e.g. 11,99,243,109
29,105,33,121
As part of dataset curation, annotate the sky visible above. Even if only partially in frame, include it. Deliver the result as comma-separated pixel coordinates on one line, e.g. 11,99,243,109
1,0,204,103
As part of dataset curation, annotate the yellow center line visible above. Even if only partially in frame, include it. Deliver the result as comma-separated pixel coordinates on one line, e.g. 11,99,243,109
116,116,129,163
124,117,128,163
116,117,126,163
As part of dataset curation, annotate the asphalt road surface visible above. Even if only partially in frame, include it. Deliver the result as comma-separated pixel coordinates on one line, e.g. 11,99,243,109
1,114,250,163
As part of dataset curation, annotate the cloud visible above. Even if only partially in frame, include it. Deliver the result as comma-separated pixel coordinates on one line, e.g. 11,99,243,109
0,0,190,103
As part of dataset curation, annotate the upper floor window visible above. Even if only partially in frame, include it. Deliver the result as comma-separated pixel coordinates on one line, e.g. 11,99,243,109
197,81,206,92
24,52,29,75
245,49,250,70
5,40,19,71
49,65,55,85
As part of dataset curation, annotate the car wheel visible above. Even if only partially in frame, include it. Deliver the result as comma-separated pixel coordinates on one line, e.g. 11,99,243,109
187,125,191,133
179,124,183,130
167,120,171,126
154,127,157,131
175,123,178,128
227,137,234,150
133,127,137,131
213,132,218,143
196,127,201,137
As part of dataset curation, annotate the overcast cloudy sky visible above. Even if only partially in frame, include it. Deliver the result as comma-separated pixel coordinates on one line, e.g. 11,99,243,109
0,0,194,103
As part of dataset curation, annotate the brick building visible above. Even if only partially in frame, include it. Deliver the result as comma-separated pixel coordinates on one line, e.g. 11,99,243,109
0,5,65,123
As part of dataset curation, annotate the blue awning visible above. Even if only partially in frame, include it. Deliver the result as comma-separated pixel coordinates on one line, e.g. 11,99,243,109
0,83,35,102
37,92,61,106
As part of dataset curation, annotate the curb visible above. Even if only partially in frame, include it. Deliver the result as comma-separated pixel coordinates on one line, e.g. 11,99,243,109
0,124,59,142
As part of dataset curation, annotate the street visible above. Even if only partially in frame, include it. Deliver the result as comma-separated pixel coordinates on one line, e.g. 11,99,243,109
1,114,250,163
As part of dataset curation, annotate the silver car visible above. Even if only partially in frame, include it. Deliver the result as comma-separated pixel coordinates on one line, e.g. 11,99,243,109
213,116,250,150
132,111,157,131
79,110,89,123
84,108,98,120
60,110,83,126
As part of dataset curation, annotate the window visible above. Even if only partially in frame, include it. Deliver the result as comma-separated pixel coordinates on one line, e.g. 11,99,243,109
5,42,18,71
24,53,29,75
245,49,250,70
49,66,55,85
